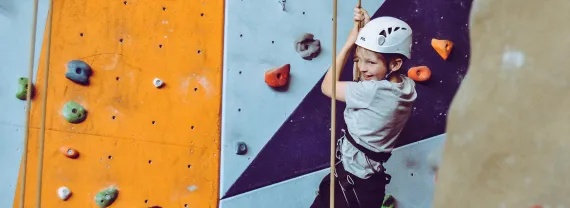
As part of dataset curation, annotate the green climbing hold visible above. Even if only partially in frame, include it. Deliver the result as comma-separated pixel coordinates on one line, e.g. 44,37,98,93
382,194,395,208
16,77,34,100
62,101,87,123
95,187,118,207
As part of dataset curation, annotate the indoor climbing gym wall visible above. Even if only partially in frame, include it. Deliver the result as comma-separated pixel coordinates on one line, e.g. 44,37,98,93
220,0,472,207
3,0,224,207
0,0,48,207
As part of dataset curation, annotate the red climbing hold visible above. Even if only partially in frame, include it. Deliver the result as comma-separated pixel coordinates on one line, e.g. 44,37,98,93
265,64,290,88
431,38,454,60
60,146,79,159
408,66,431,82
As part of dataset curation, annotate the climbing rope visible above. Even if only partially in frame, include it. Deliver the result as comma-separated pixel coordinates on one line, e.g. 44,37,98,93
352,0,363,82
330,0,338,206
36,0,54,207
19,0,39,207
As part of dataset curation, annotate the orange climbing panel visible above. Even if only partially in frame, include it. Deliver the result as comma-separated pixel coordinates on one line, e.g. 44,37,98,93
14,0,223,207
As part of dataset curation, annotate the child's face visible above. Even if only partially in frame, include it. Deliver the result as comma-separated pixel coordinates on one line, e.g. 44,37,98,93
355,47,389,81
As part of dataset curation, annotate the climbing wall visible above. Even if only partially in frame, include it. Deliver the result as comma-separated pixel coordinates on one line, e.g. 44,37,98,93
0,0,49,207
12,0,223,207
221,0,472,207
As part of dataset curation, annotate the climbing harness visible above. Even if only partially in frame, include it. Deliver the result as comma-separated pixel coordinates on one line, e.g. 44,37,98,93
19,0,39,207
332,129,392,208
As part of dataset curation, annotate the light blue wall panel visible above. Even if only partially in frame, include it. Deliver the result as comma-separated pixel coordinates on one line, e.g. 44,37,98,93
221,0,386,196
0,0,49,206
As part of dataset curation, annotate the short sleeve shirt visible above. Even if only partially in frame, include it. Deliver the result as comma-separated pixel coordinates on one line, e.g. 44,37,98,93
341,75,417,179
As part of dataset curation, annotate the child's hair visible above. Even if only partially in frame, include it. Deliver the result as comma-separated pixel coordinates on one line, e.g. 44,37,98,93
356,46,408,69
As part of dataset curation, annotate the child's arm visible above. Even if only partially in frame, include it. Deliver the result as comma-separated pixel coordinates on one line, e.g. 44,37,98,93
321,7,370,102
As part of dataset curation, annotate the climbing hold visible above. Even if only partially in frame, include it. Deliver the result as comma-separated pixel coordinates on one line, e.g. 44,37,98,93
295,33,321,60
57,186,72,201
236,142,247,155
63,101,88,124
407,66,431,82
431,38,454,60
95,187,118,207
153,78,165,88
60,146,79,159
16,77,34,100
66,60,93,85
264,64,290,88
382,194,395,208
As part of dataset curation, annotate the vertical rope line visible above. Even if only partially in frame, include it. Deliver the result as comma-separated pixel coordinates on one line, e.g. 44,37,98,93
19,0,40,207
352,0,362,81
36,0,54,207
330,0,338,206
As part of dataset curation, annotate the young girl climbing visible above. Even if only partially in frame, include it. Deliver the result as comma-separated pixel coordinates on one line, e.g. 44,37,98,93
311,6,417,208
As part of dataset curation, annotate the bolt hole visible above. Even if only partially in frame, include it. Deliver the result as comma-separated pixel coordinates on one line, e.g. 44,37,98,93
100,200,104,203
112,116,116,120
201,13,204,17
119,38,123,43
152,121,156,124
108,155,112,159
148,160,152,164
159,44,163,48
411,173,414,176
72,108,77,114
75,68,82,74
238,108,241,112
239,34,243,38
187,164,191,168
80,33,84,37
303,11,305,15
123,1,127,5
145,199,148,203
116,77,120,81
271,40,275,44
185,204,188,207
78,113,82,118
277,73,282,79
197,50,201,54
238,71,242,75
191,126,195,129
416,70,421,76
194,88,198,91
162,6,166,11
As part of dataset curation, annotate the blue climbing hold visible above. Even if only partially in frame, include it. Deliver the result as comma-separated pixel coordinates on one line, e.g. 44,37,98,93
66,60,92,85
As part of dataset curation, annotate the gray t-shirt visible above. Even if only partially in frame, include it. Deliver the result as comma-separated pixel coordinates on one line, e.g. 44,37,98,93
341,74,417,179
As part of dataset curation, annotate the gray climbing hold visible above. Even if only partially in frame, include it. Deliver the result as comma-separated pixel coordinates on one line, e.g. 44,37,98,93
236,142,247,155
66,60,92,85
95,187,118,208
62,101,87,124
295,33,321,60
16,77,34,100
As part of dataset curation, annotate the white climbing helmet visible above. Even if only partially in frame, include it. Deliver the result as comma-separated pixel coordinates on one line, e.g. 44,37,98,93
355,16,413,59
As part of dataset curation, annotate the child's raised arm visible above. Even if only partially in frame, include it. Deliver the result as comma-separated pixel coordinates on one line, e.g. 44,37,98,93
320,7,370,102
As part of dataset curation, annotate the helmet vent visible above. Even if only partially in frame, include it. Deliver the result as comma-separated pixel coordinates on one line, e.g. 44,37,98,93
388,27,393,34
394,27,400,32
380,30,387,37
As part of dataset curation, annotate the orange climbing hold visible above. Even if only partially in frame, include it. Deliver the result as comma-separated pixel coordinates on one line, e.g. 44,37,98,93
408,66,431,82
60,146,80,159
431,38,454,60
265,64,291,88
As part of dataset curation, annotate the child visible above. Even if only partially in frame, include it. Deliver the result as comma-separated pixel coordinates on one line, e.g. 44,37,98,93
311,7,417,208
